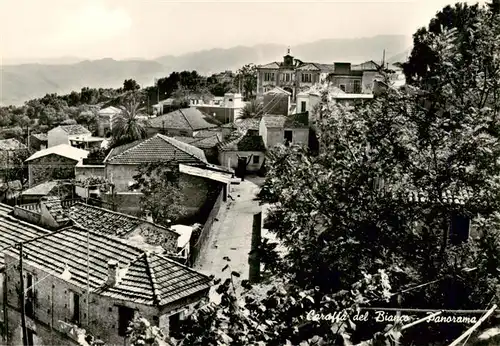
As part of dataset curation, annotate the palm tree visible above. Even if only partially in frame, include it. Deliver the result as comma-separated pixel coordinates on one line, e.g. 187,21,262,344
240,99,264,119
111,92,149,147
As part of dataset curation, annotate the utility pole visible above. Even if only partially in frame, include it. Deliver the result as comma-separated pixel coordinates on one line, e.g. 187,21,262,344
19,243,28,346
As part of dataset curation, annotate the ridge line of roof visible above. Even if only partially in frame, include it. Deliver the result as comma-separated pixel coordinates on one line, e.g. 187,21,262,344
145,252,162,305
178,109,195,131
71,202,180,237
157,134,206,164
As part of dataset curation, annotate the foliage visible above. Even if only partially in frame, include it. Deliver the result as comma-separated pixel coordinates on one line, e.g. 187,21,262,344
131,161,185,226
171,259,399,346
123,79,141,92
235,64,257,100
126,316,169,346
241,100,264,119
111,91,149,147
258,6,500,343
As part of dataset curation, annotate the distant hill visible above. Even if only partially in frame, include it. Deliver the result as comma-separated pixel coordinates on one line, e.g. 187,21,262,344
1,35,412,106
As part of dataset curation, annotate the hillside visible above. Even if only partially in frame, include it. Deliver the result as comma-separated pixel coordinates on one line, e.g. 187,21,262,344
0,35,411,106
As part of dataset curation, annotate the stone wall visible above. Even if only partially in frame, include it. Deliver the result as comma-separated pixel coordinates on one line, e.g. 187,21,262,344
28,154,77,187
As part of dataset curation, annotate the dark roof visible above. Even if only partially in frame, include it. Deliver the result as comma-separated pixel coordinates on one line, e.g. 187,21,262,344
148,108,220,131
0,138,27,150
31,133,48,141
172,135,222,149
42,196,71,224
105,134,207,165
56,125,91,135
0,209,211,306
262,113,309,129
218,134,266,152
67,202,179,239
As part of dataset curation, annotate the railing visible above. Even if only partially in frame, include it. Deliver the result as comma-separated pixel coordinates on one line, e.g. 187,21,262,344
17,203,41,212
190,185,224,266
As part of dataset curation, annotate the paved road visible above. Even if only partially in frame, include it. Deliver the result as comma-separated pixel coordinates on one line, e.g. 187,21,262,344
194,177,264,301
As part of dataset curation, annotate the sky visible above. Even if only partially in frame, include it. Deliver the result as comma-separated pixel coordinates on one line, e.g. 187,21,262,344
0,0,488,62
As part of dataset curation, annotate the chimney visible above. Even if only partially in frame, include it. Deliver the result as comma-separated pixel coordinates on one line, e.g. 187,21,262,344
106,260,119,286
145,210,153,223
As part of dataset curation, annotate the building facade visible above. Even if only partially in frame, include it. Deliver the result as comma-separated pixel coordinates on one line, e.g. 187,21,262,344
256,49,383,101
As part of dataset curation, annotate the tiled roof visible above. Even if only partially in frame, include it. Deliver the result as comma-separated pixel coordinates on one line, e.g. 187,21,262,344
26,144,89,162
218,134,266,152
407,189,474,205
296,63,321,71
264,87,291,95
0,138,27,150
42,196,71,224
57,125,91,135
262,113,309,129
172,135,221,149
21,181,60,196
31,133,48,141
67,202,179,239
0,214,211,306
234,118,261,132
148,108,220,131
258,62,280,69
105,134,207,165
194,129,222,138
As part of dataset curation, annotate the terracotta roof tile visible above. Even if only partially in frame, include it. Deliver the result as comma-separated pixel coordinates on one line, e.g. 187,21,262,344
172,135,221,149
262,113,309,128
57,125,91,135
218,134,266,152
105,134,207,165
0,213,211,306
67,202,179,239
148,108,220,131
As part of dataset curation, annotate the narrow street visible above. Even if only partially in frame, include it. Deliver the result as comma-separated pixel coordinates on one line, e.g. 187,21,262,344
194,176,265,301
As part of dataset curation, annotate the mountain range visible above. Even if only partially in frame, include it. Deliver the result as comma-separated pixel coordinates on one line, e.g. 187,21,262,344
0,35,412,106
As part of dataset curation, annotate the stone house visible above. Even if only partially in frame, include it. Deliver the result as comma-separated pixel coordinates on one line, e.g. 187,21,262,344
146,108,220,137
103,134,230,221
256,49,383,101
218,131,266,173
97,106,123,137
29,133,48,151
0,203,211,346
47,125,92,148
25,144,89,187
259,113,309,149
263,87,291,117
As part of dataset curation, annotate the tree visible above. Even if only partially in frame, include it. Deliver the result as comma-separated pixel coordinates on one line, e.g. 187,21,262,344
111,92,149,147
131,161,185,226
123,79,141,92
241,99,264,119
258,5,500,344
235,64,257,100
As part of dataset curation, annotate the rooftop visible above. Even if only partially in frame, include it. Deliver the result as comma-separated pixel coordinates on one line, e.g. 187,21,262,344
172,135,222,149
26,144,89,162
262,113,309,129
54,125,91,135
20,181,60,196
179,164,235,185
0,138,27,150
0,208,211,306
218,133,266,152
105,134,207,165
31,133,48,141
67,202,180,239
148,108,220,131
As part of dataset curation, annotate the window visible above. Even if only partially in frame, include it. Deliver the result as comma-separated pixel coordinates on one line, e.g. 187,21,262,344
284,130,293,145
285,73,291,82
301,74,312,83
69,291,81,325
253,156,260,164
301,101,307,113
353,80,361,93
118,306,135,336
450,214,470,245
264,73,275,82
339,84,346,92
